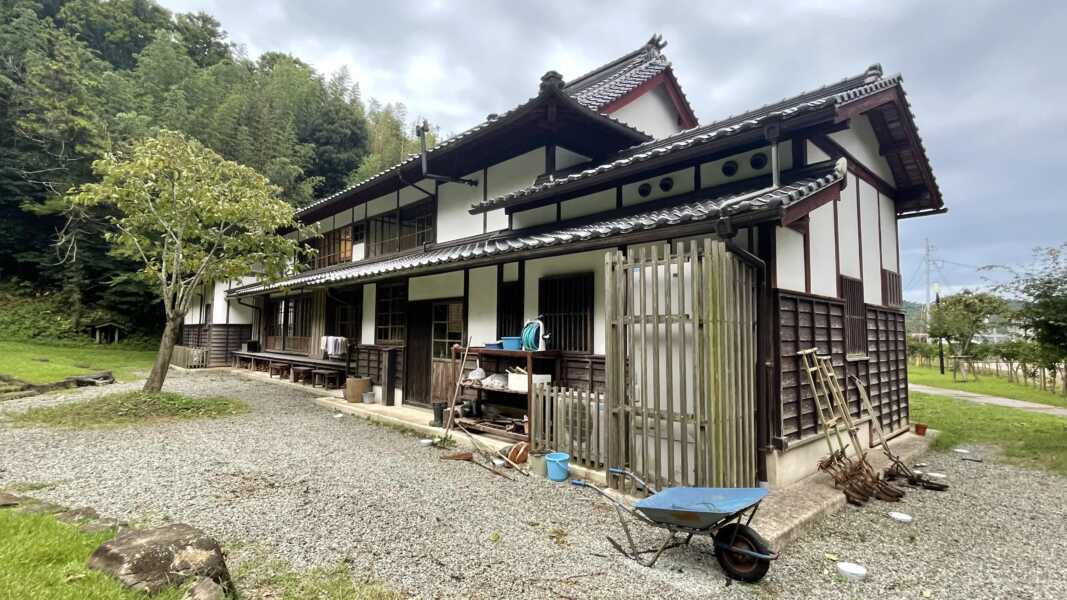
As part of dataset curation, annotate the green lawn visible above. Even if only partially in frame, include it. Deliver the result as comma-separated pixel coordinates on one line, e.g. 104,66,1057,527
910,391,1067,475
7,391,248,428
0,509,184,600
0,509,400,600
0,341,157,385
908,364,1067,409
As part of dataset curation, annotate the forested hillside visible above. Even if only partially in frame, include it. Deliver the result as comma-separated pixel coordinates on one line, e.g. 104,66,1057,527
0,0,428,336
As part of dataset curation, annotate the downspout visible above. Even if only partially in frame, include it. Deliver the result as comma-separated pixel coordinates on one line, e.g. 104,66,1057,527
725,241,773,485
236,297,261,343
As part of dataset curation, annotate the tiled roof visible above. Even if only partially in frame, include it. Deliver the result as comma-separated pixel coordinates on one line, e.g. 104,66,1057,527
229,160,846,297
295,73,649,220
564,39,671,110
471,65,902,214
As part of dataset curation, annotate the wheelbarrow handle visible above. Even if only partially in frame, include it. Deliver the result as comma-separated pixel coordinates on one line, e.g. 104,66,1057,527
607,467,658,494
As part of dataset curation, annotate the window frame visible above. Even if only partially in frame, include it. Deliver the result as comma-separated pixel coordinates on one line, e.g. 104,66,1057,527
538,272,595,353
375,281,408,346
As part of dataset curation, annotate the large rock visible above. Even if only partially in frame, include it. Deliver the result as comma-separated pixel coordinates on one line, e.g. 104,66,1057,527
87,524,233,596
183,577,226,600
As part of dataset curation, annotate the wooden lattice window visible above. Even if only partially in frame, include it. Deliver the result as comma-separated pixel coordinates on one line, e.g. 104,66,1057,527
375,281,407,346
432,301,464,359
497,280,524,338
326,289,361,340
366,197,435,258
881,269,903,307
539,273,594,353
311,225,353,269
840,276,867,355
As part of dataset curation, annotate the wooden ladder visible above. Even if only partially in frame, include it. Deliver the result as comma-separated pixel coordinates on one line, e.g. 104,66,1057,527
797,349,862,459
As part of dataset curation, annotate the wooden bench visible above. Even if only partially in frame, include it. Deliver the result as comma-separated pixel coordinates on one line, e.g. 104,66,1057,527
311,369,343,389
268,362,290,379
291,366,313,384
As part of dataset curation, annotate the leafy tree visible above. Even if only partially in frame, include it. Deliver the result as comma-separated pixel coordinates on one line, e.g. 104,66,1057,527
1004,244,1067,393
172,12,231,67
348,101,434,185
54,0,171,70
928,291,1007,356
67,131,306,391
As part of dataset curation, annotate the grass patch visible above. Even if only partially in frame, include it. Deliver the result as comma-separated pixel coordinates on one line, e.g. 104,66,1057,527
0,509,184,600
0,341,157,385
235,555,401,600
7,391,248,428
908,364,1067,408
911,391,1067,475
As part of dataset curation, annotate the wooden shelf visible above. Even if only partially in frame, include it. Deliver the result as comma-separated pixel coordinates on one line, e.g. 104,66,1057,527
468,348,561,359
460,382,528,396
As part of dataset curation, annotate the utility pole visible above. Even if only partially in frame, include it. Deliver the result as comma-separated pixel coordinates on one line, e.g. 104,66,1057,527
936,291,945,375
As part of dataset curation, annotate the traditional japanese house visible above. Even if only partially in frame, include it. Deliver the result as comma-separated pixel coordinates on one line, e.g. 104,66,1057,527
184,35,945,488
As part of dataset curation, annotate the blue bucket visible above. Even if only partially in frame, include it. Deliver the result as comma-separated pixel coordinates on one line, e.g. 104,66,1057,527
501,336,522,350
546,452,570,481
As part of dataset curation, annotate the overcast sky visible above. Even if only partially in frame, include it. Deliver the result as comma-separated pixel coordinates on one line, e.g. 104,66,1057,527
161,0,1066,302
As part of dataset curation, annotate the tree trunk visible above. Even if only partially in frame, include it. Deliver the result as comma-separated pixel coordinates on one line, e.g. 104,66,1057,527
144,316,182,392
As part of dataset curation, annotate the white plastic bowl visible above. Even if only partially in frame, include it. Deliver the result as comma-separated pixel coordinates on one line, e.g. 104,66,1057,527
837,561,867,581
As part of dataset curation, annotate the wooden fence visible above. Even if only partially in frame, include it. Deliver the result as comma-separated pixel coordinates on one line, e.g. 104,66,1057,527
605,240,757,493
531,385,607,469
171,345,207,369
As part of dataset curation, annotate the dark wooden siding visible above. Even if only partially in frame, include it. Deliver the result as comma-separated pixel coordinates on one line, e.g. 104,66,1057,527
881,269,903,307
866,306,909,433
180,324,252,367
775,290,909,446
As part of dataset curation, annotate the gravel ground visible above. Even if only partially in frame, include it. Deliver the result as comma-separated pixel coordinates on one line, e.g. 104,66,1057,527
2,370,1065,599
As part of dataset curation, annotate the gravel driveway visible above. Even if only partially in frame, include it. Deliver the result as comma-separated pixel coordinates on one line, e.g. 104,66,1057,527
2,370,1065,599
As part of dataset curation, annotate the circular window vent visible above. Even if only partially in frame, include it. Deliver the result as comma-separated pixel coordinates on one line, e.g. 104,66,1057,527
722,160,739,177
638,182,653,197
750,152,768,170
659,177,674,192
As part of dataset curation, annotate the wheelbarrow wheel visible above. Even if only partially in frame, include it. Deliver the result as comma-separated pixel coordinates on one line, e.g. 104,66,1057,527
714,524,771,583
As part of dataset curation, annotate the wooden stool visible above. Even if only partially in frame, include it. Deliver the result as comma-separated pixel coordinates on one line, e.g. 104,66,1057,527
268,362,290,379
291,366,312,384
311,369,342,389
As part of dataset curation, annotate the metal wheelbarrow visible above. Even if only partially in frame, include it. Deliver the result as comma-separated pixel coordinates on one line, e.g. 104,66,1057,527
573,467,778,582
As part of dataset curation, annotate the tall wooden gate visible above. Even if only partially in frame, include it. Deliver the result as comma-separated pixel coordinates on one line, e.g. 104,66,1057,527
605,239,758,492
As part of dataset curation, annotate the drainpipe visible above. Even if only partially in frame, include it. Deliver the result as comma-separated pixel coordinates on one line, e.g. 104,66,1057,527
236,297,261,346
726,240,773,485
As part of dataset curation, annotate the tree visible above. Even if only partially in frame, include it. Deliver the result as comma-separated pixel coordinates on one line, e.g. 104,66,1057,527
67,130,306,391
927,291,1007,356
1005,244,1067,394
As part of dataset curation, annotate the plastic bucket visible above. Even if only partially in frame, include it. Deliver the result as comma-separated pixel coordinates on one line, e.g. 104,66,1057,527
501,336,522,350
545,452,570,481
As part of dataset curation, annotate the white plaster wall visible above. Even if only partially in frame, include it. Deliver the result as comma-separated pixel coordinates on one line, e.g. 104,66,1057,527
561,189,616,221
467,266,498,346
837,174,862,279
213,281,252,324
408,271,464,301
183,295,202,324
437,170,485,243
622,166,695,207
698,142,792,190
879,194,899,273
524,250,607,354
485,208,508,233
859,178,883,304
610,85,682,139
361,283,376,344
557,147,590,170
775,226,807,293
399,179,434,206
502,262,520,282
806,140,830,163
512,204,556,229
808,202,839,298
488,148,545,198
366,193,396,218
829,115,895,185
